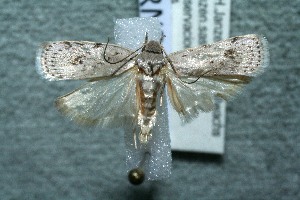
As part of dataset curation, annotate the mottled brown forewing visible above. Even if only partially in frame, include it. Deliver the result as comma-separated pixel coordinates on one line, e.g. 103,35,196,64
36,41,135,80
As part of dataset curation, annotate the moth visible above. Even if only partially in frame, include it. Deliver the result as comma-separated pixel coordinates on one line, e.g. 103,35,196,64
36,34,269,144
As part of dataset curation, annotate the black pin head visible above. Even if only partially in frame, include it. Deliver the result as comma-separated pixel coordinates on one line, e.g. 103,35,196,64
128,168,145,185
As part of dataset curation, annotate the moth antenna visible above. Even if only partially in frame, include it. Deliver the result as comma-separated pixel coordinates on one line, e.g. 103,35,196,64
103,37,142,65
144,32,148,43
160,32,166,44
88,54,138,82
162,45,214,84
141,32,149,52
90,47,141,81
181,69,215,84
110,54,138,76
103,37,111,63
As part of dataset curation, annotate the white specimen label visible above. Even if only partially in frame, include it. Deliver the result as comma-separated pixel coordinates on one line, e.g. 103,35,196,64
170,0,231,154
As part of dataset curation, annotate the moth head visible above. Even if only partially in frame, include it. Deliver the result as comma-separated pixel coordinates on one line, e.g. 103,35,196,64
143,41,162,54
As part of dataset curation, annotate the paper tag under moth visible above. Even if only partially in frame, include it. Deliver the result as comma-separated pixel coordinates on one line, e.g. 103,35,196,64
36,33,269,148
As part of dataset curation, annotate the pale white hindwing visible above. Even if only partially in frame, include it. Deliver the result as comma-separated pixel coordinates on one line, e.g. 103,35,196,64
169,34,269,77
166,70,247,123
55,69,138,128
36,41,135,81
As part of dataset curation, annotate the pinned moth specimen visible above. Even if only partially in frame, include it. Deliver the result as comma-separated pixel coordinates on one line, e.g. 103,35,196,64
36,34,269,144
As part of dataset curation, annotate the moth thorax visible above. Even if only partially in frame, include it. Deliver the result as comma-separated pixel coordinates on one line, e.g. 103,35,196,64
144,41,162,53
137,51,165,76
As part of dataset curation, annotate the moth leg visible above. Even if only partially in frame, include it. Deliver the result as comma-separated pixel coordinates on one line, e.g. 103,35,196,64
166,77,185,115
159,83,166,106
133,126,138,149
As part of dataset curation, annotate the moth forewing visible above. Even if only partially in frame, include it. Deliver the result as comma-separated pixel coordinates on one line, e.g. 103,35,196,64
168,34,269,78
36,41,135,81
